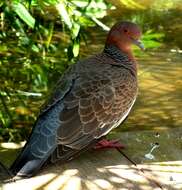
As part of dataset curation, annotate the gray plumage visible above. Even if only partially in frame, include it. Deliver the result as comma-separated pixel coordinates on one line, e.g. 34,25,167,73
10,44,138,177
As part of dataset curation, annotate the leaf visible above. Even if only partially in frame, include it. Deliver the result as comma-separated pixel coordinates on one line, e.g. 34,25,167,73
143,40,162,48
143,32,165,40
79,16,95,26
42,0,58,6
31,44,39,52
56,1,72,29
72,38,80,57
71,22,80,38
85,0,107,18
91,17,110,31
0,45,8,52
70,0,89,8
121,0,145,9
46,23,54,48
12,2,35,28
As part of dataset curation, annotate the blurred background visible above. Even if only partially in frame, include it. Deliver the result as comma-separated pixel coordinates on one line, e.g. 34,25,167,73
0,0,181,142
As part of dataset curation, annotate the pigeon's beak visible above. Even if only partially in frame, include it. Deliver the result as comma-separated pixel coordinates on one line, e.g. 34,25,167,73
132,39,145,51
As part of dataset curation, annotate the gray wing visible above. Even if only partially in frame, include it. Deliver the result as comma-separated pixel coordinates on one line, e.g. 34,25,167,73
49,71,120,162
10,67,76,176
57,74,117,148
48,64,137,163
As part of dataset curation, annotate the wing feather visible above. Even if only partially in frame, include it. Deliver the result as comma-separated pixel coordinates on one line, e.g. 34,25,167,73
56,73,118,149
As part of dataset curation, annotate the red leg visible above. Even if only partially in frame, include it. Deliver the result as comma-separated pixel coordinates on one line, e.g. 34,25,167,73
93,139,125,150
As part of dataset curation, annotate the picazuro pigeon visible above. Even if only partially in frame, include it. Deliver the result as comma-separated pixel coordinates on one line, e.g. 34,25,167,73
10,21,144,178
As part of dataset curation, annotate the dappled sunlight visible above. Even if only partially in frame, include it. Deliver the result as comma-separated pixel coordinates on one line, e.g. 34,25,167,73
0,142,25,167
2,157,181,189
0,142,25,150
1,128,182,189
3,173,57,190
115,49,182,131
139,161,182,189
41,170,80,190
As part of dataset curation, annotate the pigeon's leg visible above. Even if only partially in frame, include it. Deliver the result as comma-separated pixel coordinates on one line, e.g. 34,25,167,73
93,139,125,150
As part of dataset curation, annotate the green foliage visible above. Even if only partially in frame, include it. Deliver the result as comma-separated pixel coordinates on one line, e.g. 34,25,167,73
142,30,164,49
12,2,35,28
0,0,110,141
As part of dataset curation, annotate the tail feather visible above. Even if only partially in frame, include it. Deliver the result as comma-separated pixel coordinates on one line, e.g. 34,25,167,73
10,103,64,177
10,144,56,177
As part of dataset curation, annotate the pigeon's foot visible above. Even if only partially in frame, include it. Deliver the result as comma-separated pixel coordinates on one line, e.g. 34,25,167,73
93,139,125,150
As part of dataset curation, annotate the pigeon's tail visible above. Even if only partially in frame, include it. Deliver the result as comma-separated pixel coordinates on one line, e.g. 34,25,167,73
9,131,57,178
9,148,52,178
10,103,64,178
9,128,57,178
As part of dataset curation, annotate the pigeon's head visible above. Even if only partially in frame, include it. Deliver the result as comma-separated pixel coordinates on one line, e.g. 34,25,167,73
106,21,144,54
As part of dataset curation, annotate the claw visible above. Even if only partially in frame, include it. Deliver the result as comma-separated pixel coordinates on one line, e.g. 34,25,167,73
93,139,125,150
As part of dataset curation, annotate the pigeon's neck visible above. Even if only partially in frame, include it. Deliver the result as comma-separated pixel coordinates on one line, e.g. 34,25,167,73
104,44,135,62
103,45,137,76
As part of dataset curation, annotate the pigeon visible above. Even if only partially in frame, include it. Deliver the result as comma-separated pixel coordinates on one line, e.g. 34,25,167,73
10,21,144,177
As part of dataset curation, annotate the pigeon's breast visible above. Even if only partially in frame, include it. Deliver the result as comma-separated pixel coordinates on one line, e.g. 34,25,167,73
111,67,138,127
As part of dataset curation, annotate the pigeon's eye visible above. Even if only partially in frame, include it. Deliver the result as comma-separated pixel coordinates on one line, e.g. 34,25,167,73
124,29,128,33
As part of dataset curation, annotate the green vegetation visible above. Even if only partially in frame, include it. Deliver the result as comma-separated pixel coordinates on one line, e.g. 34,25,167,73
0,0,111,141
0,0,181,142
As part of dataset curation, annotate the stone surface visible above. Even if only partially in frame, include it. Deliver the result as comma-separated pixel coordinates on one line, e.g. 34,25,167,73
1,128,182,190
